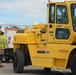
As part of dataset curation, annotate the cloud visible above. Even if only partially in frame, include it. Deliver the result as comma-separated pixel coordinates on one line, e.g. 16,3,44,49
0,0,64,18
0,0,47,18
0,21,4,24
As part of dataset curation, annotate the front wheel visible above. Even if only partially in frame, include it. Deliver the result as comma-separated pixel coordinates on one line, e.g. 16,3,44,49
70,54,76,75
13,48,25,73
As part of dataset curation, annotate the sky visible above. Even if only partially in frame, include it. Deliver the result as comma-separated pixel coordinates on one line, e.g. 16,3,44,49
0,0,64,27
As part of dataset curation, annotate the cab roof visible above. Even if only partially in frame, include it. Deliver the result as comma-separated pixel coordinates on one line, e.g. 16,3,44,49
49,0,76,2
48,0,76,4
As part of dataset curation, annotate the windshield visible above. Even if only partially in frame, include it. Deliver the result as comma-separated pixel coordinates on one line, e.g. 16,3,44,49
71,4,76,31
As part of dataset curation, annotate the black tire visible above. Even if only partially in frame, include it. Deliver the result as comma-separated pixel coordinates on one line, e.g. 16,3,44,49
16,29,24,33
13,48,25,73
4,56,11,62
70,54,76,75
44,68,51,71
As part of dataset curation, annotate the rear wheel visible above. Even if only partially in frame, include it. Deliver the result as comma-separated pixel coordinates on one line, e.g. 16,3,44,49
70,54,76,75
13,48,25,73
44,68,51,71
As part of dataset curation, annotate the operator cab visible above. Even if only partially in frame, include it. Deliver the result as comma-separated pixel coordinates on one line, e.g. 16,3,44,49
47,0,76,44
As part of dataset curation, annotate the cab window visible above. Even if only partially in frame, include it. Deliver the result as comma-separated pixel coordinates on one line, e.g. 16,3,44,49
56,5,68,24
49,4,55,23
56,28,70,39
71,4,76,32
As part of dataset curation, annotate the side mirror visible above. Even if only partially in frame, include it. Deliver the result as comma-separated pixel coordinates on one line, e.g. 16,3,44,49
40,28,46,34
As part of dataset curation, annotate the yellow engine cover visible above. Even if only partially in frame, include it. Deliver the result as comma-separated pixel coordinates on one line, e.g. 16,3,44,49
13,33,36,44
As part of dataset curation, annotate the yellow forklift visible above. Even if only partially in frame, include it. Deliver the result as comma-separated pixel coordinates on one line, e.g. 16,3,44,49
13,0,76,75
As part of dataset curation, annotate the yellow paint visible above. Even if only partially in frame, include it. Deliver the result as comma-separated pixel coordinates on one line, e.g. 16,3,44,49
13,33,36,44
28,44,76,68
13,1,76,69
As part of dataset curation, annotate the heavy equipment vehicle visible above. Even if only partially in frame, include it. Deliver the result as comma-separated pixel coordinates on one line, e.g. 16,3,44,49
13,0,76,75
